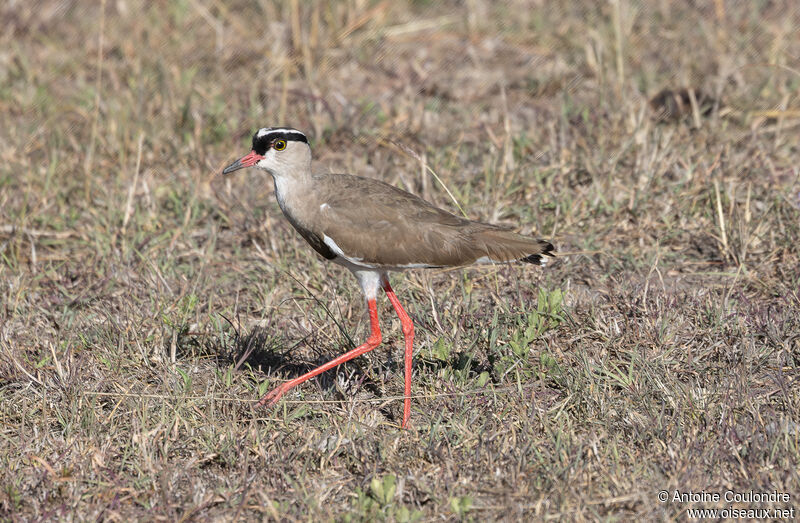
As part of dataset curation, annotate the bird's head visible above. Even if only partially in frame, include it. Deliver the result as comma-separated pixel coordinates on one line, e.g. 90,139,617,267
222,127,310,178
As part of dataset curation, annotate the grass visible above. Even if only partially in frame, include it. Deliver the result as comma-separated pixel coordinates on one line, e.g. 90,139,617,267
1,0,799,520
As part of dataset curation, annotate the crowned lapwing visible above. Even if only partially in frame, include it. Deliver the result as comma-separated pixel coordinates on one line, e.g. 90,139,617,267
223,127,554,428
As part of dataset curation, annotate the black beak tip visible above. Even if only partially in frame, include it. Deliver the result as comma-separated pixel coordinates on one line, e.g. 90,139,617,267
221,160,243,176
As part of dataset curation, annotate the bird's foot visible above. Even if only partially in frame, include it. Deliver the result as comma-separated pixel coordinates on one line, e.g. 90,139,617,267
256,382,291,408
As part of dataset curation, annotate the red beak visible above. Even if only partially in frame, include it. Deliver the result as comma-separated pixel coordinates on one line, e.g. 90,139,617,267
222,151,264,175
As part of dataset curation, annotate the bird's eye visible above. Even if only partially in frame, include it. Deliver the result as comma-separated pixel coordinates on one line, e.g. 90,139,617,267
273,140,287,151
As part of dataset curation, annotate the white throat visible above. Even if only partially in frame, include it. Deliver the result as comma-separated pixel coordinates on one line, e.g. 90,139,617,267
272,174,299,213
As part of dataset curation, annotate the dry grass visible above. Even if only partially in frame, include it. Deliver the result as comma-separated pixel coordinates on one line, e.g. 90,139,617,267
1,0,799,520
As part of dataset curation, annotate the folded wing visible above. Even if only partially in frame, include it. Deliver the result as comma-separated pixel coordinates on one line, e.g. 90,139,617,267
311,174,553,268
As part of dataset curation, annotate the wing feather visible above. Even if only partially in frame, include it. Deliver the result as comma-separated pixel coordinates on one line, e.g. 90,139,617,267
307,174,551,268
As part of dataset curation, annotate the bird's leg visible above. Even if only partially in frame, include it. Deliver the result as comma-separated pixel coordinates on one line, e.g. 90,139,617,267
257,298,382,408
381,276,415,429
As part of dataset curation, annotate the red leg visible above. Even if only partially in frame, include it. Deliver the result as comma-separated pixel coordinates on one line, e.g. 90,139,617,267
257,298,382,408
381,277,414,429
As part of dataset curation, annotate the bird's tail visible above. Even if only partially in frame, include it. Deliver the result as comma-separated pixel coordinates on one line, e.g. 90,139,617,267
471,228,555,266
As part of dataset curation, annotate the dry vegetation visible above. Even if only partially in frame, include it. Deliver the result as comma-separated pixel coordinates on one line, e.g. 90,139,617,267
2,0,799,520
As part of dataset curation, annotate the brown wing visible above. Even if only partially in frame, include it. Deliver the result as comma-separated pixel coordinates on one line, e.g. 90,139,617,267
311,174,552,268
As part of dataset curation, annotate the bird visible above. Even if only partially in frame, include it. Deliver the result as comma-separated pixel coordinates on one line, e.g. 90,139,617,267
222,127,554,428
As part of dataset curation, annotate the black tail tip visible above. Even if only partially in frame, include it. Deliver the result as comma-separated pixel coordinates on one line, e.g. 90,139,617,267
520,241,555,266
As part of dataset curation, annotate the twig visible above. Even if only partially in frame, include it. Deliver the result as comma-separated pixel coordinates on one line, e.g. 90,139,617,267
338,0,391,40
83,0,106,199
0,225,76,239
383,14,459,38
377,137,468,218
713,179,728,258
122,132,144,233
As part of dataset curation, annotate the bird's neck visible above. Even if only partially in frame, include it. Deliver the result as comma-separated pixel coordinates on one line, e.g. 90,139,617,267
272,169,313,216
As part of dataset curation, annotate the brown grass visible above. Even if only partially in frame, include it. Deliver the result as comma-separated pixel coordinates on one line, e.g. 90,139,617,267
1,0,799,520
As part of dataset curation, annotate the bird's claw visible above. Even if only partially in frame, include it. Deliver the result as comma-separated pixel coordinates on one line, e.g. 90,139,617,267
256,383,289,408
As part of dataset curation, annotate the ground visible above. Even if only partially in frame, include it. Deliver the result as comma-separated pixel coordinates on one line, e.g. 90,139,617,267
1,1,799,520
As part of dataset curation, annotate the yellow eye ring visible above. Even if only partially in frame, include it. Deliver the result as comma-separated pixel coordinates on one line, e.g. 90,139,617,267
273,140,287,151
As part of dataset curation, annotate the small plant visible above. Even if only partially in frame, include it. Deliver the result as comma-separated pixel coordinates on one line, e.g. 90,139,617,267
4,482,22,512
430,336,451,362
496,288,565,380
346,475,422,522
370,474,397,506
449,495,474,519
538,350,564,385
509,288,564,357
175,366,192,393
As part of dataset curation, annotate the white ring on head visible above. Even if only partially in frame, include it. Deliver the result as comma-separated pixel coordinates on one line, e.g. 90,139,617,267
257,128,306,139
